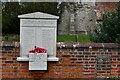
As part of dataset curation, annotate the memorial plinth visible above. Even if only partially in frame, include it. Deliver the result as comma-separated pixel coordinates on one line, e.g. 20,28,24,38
17,12,59,61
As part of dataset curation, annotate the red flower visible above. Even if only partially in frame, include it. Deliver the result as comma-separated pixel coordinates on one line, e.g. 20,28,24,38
29,46,47,53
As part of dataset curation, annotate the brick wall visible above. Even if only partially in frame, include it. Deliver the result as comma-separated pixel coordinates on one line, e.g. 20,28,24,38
96,2,116,20
1,41,120,79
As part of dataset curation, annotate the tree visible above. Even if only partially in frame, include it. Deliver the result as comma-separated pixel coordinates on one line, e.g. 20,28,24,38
90,2,120,43
2,2,21,34
2,2,58,34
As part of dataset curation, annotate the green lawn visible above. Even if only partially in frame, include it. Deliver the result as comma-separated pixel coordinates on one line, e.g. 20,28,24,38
78,34,91,42
1,34,91,42
0,35,19,41
57,34,91,42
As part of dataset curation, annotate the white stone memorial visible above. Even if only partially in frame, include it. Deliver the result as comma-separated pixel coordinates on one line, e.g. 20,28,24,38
17,12,59,61
29,53,47,70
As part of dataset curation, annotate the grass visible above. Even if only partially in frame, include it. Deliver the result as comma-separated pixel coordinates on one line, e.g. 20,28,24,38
1,34,91,42
57,34,91,42
57,35,76,42
78,34,91,42
0,35,19,41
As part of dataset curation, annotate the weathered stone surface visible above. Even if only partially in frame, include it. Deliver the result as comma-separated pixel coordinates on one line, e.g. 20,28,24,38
58,3,96,35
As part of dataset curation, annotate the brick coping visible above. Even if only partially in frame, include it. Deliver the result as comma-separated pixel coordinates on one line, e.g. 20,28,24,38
0,41,120,49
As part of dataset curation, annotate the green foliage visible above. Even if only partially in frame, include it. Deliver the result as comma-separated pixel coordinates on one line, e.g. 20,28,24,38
0,35,19,41
90,2,120,43
2,2,21,34
57,34,91,42
2,2,58,34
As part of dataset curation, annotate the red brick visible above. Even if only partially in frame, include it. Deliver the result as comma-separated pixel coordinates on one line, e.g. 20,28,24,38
76,74,84,78
20,68,29,72
20,63,29,66
13,63,20,66
2,68,12,72
48,68,55,72
101,73,110,76
48,63,56,66
61,58,71,66
110,73,119,77
70,58,77,61
91,49,98,52
111,68,119,71
48,73,57,78
83,74,96,78
2,43,120,78
76,67,83,72
2,58,6,60
76,62,82,66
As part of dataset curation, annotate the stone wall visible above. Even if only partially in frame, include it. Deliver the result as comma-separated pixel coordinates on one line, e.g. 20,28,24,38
58,3,96,35
58,2,116,35
1,41,120,79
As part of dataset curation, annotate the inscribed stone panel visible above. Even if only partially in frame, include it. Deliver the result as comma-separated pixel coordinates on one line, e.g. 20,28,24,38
20,27,35,56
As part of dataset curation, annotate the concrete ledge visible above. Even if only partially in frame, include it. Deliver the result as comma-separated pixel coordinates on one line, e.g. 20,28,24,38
47,57,59,61
17,57,59,61
17,57,29,61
